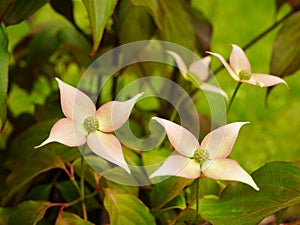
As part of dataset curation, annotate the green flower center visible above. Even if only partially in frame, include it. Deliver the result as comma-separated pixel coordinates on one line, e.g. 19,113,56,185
192,149,209,164
238,70,251,80
83,116,99,133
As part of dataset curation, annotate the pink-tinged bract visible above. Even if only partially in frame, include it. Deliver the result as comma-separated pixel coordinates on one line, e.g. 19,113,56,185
167,50,228,99
150,117,259,191
207,44,287,88
36,78,143,173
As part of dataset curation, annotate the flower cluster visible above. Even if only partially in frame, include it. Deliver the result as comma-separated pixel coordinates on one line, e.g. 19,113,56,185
37,44,287,191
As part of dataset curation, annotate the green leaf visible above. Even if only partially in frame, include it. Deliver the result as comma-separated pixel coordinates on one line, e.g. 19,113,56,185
4,0,48,26
0,0,14,21
169,208,203,225
2,149,66,204
197,161,300,225
106,179,139,196
0,207,13,225
150,176,190,209
275,0,300,10
82,0,117,56
0,24,9,132
104,188,156,225
130,0,162,30
130,0,197,50
159,0,196,50
270,11,300,77
50,0,75,25
55,211,95,225
8,201,51,225
161,194,186,211
189,8,212,55
24,184,52,201
117,0,154,44
2,121,67,204
12,26,61,92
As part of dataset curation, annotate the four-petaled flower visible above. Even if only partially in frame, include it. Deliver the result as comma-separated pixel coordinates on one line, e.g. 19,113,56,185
150,117,259,190
167,50,228,99
36,78,143,173
207,44,287,87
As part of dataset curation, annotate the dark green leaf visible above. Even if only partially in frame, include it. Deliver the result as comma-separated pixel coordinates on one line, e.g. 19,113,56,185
24,184,52,201
0,0,14,21
130,0,197,50
161,194,186,211
170,208,203,225
50,0,75,24
82,0,117,56
189,8,212,55
73,157,97,188
106,179,139,196
104,188,156,225
4,0,48,26
0,24,9,132
55,211,94,225
197,162,300,225
8,201,51,225
270,11,300,77
2,150,66,204
150,176,190,209
275,0,300,10
185,177,220,204
2,121,67,204
116,0,154,44
0,207,13,225
130,0,162,29
12,27,61,91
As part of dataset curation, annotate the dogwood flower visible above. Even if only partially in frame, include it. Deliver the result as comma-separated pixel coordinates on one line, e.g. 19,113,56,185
207,44,287,87
167,50,228,99
150,117,259,190
36,78,143,173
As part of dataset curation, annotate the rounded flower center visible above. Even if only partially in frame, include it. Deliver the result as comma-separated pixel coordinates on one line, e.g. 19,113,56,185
238,70,251,80
193,149,209,164
83,116,99,133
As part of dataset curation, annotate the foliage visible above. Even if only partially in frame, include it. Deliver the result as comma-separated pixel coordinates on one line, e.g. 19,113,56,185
0,0,300,224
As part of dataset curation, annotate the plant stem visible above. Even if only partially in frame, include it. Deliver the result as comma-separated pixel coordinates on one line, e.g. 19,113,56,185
227,82,242,114
80,156,88,220
194,177,200,222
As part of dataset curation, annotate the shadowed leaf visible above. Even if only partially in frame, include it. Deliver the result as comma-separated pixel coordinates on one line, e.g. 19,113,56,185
0,24,9,132
197,161,300,225
270,11,300,77
0,0,14,21
150,177,190,209
8,201,52,225
4,0,48,26
104,188,156,225
55,211,95,225
82,0,117,56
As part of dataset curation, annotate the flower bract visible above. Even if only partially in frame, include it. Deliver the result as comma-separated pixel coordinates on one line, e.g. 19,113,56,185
207,44,287,87
150,117,259,191
36,78,143,173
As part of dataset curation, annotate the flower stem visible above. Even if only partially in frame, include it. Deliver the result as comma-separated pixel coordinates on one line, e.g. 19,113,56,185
80,156,88,220
227,82,242,115
194,177,200,222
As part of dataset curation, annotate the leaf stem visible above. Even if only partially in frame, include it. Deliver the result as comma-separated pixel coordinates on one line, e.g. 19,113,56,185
80,156,88,220
227,82,242,115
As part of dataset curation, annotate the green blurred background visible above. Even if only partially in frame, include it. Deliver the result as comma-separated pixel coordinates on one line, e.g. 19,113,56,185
3,0,300,173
